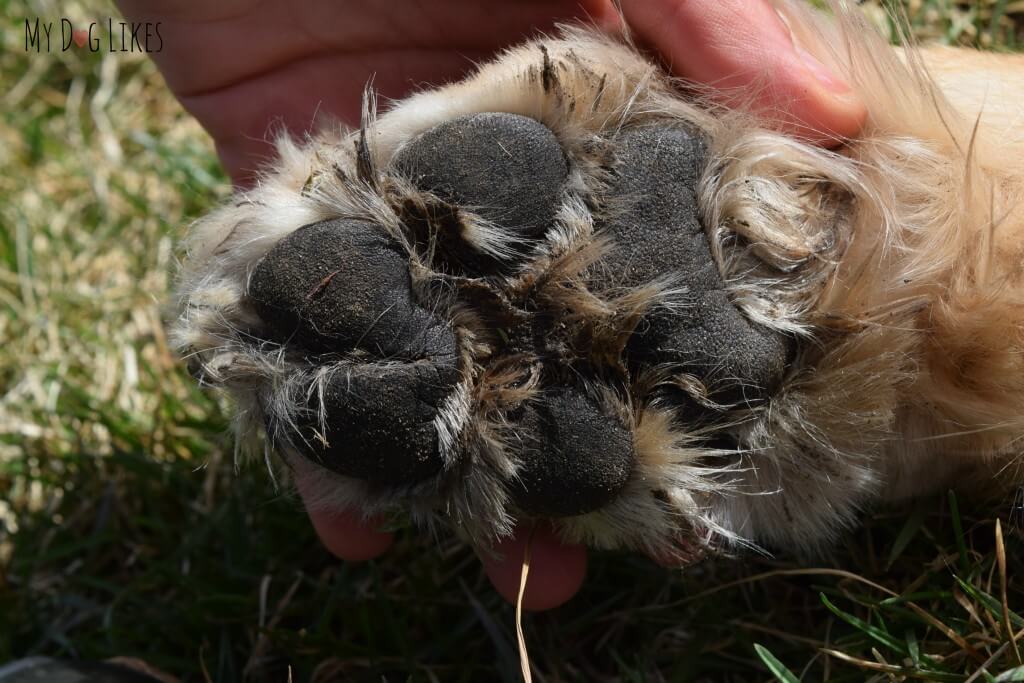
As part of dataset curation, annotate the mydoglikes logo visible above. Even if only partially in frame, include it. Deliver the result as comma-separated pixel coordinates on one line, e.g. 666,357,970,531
24,18,164,52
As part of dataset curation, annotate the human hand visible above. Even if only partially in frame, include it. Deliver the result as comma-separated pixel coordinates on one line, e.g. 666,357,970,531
120,0,865,611
116,0,621,184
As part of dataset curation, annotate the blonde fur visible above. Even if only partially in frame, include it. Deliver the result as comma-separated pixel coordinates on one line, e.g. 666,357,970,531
170,1,1024,558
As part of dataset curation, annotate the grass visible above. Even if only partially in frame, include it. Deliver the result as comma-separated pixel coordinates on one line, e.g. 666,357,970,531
2,0,1023,681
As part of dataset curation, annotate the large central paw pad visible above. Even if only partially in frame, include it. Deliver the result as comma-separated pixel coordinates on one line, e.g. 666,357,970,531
245,112,793,519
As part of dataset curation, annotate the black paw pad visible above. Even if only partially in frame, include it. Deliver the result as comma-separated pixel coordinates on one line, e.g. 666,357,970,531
248,218,455,360
598,127,791,399
392,113,568,249
288,358,460,484
511,387,634,517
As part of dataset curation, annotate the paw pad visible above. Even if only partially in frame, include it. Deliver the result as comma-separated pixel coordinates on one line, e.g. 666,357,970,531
249,218,459,484
512,386,635,517
393,113,569,243
598,127,790,400
291,359,459,484
249,218,455,360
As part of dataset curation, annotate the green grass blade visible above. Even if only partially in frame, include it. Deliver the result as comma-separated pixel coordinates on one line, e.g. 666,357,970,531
820,594,908,655
754,644,801,683
955,577,1024,629
989,0,1010,42
995,665,1024,682
948,490,971,576
886,501,929,569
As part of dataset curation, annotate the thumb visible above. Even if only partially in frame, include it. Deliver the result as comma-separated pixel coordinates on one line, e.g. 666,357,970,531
619,0,866,146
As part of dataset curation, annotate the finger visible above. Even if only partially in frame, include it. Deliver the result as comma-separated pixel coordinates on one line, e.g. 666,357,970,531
305,507,395,562
480,522,587,611
294,472,394,561
117,0,623,186
619,0,866,146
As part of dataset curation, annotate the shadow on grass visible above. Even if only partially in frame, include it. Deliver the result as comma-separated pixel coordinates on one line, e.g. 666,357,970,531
3,439,1022,682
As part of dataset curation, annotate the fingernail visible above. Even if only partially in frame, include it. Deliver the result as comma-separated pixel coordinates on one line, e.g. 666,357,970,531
796,45,852,94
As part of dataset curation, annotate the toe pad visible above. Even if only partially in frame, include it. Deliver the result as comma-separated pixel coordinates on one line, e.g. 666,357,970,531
511,387,635,517
393,113,569,245
248,218,455,360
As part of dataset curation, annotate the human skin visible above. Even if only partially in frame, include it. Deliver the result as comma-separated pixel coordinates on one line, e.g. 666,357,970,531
117,0,865,611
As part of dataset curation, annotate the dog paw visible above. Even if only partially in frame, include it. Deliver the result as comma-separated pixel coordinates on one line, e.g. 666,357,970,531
173,28,866,556
242,110,791,515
